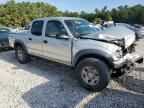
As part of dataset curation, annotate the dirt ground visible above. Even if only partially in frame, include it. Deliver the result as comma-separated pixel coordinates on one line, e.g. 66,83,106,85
0,40,144,108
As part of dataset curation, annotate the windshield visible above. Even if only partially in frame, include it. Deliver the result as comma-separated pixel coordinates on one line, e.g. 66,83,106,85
65,19,98,38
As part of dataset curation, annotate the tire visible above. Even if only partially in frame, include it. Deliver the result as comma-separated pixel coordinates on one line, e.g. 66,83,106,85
15,45,30,64
76,58,111,92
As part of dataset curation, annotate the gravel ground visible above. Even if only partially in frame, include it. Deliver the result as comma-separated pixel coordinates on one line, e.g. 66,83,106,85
0,40,144,108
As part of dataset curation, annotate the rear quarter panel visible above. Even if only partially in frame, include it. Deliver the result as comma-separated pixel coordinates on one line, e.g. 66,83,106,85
8,30,28,48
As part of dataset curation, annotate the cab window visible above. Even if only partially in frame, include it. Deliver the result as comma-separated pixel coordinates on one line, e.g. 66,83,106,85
31,21,44,36
45,20,67,38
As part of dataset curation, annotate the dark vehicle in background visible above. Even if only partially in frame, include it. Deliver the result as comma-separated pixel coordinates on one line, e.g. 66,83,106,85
117,23,144,40
0,28,11,48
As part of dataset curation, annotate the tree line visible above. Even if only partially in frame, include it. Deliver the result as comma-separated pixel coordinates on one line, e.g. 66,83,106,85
0,0,144,27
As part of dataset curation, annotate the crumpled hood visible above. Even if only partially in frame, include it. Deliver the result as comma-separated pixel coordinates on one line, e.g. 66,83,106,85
82,26,135,48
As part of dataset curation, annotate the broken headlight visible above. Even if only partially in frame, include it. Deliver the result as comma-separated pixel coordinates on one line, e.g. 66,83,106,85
113,50,123,60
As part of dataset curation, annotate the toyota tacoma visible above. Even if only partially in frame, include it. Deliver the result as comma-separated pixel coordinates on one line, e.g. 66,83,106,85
9,17,143,92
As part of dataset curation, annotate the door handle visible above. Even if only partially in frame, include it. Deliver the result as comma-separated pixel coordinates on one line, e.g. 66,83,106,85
29,38,32,40
43,40,48,44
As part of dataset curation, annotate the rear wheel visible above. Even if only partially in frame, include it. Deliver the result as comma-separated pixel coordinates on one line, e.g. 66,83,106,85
15,46,30,64
76,58,111,92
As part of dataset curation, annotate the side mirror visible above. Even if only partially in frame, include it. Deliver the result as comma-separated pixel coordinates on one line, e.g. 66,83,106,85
56,34,69,40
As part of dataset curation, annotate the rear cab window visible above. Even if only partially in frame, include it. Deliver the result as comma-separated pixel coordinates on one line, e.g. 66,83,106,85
31,20,44,36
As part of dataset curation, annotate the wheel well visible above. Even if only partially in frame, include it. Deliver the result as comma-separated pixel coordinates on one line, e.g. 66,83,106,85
74,54,112,68
14,42,23,49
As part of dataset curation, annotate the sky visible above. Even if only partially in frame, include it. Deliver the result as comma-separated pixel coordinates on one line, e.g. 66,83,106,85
1,0,144,12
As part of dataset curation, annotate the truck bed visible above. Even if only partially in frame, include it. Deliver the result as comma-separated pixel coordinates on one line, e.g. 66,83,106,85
8,30,28,48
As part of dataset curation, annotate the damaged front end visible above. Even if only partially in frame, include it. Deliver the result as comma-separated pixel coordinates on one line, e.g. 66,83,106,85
109,36,143,77
113,52,143,68
79,34,143,77
111,38,125,49
112,51,143,77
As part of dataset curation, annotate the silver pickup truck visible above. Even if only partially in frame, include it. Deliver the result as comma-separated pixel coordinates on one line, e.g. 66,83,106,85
9,17,143,92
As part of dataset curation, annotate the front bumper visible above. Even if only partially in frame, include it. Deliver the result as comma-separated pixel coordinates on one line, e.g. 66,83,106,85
0,41,10,48
112,52,143,69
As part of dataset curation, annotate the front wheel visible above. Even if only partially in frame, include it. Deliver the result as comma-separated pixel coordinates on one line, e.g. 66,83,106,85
15,46,30,64
76,58,111,92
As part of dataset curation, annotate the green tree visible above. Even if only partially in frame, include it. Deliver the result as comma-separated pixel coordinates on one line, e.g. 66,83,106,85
0,2,144,27
0,2,62,27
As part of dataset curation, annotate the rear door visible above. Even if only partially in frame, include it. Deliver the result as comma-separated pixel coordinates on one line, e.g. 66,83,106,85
42,20,72,65
27,20,44,56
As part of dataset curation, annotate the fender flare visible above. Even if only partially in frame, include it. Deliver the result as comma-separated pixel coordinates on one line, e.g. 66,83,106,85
72,49,114,68
14,40,28,53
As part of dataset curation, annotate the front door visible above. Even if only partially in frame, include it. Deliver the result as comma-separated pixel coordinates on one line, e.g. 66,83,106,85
43,20,72,65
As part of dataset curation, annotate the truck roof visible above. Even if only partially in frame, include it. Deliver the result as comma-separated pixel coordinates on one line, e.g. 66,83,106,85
33,17,83,21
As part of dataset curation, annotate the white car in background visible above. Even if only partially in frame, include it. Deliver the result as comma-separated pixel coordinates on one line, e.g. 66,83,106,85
117,23,144,40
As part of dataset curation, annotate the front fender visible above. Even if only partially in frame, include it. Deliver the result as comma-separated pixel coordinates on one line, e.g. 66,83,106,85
72,49,114,68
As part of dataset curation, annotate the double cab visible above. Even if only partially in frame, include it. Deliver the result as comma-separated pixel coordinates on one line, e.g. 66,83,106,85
9,17,143,92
